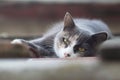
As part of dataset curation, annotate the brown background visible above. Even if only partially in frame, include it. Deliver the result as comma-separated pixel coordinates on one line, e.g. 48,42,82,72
0,2,119,37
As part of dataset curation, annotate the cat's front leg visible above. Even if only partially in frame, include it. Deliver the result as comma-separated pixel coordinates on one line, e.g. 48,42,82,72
11,39,55,58
11,39,40,58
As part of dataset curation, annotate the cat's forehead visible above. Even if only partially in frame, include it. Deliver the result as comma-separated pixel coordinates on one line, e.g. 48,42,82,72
62,28,80,36
62,30,90,42
67,34,79,42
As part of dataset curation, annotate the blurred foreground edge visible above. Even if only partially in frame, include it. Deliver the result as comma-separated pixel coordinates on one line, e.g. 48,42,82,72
98,37,120,61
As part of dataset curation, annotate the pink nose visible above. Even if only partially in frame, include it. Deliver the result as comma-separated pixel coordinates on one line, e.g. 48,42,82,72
64,53,71,57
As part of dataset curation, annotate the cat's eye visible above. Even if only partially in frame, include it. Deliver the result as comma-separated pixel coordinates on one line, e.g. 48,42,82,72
63,38,68,43
63,38,67,42
62,38,69,47
79,48,85,52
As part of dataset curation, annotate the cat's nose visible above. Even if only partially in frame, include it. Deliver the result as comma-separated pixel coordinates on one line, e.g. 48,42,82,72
64,53,71,57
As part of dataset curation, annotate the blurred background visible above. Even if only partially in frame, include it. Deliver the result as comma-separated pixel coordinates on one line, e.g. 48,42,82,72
0,1,119,79
0,0,120,38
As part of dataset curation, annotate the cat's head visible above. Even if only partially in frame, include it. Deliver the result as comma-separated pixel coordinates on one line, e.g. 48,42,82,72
54,12,108,58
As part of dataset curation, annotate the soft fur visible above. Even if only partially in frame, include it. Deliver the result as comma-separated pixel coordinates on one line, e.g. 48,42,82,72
11,12,113,58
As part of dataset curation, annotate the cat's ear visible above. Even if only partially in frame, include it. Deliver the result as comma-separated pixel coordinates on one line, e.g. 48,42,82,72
92,32,108,44
63,12,75,30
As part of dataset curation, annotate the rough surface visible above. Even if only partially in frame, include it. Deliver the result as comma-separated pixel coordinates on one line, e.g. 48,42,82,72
0,58,119,80
0,58,98,80
97,37,120,61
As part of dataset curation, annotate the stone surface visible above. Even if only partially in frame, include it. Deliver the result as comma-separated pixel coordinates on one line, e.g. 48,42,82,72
0,58,98,80
97,37,120,61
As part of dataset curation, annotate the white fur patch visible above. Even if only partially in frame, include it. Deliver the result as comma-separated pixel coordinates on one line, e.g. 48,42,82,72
55,40,79,58
58,47,74,58
11,39,23,44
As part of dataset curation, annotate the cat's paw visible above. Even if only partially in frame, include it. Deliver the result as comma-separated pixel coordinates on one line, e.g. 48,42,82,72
11,39,24,44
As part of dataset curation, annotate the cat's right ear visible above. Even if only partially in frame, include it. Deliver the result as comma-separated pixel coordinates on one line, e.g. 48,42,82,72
63,12,75,30
91,32,108,44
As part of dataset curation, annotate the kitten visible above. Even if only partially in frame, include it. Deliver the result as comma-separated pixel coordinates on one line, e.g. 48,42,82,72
11,12,113,58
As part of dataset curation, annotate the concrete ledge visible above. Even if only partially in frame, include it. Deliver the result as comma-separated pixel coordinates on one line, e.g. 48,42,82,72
0,58,119,80
0,58,98,80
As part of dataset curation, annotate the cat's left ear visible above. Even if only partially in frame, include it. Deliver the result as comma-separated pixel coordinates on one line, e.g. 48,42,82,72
92,32,108,44
63,12,75,30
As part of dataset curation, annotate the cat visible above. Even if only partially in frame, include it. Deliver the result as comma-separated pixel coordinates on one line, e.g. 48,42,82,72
11,12,113,58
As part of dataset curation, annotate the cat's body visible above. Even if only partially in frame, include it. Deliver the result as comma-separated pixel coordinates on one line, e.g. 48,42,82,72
11,12,113,58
